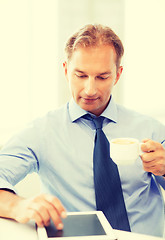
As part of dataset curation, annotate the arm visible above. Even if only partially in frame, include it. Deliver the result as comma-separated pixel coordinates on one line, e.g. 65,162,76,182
0,190,67,229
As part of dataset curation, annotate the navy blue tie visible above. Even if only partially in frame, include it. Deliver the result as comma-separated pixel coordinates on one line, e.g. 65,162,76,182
86,115,131,231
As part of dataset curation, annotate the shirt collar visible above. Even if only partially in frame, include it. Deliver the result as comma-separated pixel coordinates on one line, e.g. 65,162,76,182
69,98,87,122
100,96,118,123
68,96,118,123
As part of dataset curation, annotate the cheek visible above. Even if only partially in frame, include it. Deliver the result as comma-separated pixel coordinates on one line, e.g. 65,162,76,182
103,89,112,100
68,77,81,95
101,81,114,95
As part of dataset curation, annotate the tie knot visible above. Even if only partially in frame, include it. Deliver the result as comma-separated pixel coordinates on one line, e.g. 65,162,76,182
82,114,104,129
92,117,104,130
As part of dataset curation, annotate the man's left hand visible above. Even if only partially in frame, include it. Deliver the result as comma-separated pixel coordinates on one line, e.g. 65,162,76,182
141,139,165,176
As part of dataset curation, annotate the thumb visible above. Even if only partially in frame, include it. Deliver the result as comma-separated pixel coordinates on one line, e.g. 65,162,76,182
142,138,150,143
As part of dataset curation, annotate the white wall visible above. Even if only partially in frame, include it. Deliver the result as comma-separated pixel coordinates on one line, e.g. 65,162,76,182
1,0,165,197
15,173,41,198
0,0,59,145
124,0,165,124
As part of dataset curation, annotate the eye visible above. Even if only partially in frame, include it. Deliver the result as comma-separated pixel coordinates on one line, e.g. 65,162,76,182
97,76,109,80
75,74,88,79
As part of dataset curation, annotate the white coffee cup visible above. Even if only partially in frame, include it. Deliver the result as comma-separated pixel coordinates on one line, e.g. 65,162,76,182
110,138,144,165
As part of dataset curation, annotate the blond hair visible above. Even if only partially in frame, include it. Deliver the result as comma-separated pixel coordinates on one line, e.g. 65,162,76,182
65,24,124,69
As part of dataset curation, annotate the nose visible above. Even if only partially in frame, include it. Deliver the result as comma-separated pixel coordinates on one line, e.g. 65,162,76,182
84,77,97,96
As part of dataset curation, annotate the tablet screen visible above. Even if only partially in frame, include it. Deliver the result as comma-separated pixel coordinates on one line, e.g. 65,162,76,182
45,214,107,238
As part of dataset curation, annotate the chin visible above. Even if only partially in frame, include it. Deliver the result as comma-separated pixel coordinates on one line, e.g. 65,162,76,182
82,106,99,115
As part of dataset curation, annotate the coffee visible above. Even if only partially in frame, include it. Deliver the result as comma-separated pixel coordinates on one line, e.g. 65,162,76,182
112,139,135,145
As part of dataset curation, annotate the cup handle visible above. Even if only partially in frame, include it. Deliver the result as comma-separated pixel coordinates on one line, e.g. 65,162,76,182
139,143,145,156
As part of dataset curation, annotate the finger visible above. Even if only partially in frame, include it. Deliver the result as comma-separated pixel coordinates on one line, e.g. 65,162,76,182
32,199,64,228
143,164,163,175
44,195,67,229
141,151,156,163
142,138,150,143
47,206,64,230
46,196,67,218
30,210,45,227
141,153,165,175
142,145,165,162
41,199,64,229
28,201,50,227
27,194,67,229
12,198,45,226
141,140,157,153
33,194,67,218
18,208,45,227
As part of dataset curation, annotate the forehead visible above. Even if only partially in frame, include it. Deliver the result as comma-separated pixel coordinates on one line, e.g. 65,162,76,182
68,45,117,72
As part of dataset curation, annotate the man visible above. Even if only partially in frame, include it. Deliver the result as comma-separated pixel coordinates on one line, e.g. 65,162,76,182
0,24,165,237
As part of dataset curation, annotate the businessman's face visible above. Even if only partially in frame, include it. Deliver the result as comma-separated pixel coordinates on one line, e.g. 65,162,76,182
64,45,122,116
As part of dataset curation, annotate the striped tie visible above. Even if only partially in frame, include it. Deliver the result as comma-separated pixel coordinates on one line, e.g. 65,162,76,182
84,114,131,231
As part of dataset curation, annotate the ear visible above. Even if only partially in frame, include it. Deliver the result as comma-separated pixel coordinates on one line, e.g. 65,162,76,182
63,61,68,79
114,66,123,85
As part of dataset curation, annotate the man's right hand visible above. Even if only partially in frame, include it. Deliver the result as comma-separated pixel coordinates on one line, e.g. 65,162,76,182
0,190,67,229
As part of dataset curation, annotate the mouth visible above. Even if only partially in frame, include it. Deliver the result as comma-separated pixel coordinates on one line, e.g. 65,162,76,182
81,97,99,104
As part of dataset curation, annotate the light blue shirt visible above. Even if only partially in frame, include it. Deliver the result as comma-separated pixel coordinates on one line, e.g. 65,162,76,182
0,97,165,237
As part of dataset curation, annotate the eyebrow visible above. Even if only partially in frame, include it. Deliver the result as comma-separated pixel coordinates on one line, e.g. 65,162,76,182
75,69,111,75
99,72,112,76
75,69,86,74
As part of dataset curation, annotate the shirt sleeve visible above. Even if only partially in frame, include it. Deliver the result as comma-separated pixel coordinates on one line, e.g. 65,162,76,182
151,118,165,143
161,140,165,148
151,119,165,187
0,123,40,193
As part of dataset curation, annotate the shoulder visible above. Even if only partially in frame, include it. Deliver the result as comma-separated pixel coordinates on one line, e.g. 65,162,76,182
17,103,69,138
33,103,69,129
3,104,70,151
116,103,165,142
116,103,157,122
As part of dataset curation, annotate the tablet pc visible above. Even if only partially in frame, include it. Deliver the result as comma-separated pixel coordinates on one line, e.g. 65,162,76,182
37,211,117,240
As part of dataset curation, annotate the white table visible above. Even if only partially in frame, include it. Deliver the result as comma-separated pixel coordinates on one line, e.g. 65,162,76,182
0,218,163,240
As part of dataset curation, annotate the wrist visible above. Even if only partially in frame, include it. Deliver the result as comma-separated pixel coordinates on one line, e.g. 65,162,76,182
9,195,25,220
0,190,24,220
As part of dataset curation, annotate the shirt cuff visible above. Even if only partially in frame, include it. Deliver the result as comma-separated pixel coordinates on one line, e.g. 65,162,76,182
0,177,17,194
